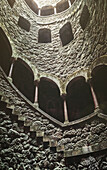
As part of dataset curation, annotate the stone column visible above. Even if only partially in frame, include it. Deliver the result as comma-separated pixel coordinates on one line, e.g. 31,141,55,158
89,79,99,109
34,80,39,104
54,6,57,14
68,0,72,7
62,94,69,124
8,58,15,81
38,9,41,16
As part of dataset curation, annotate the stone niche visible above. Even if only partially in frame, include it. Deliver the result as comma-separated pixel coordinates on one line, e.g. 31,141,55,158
41,6,54,16
80,5,90,30
38,28,51,43
18,16,31,32
59,22,74,46
56,0,69,13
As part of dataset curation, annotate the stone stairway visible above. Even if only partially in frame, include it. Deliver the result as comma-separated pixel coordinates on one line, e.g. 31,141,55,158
0,92,107,164
0,94,64,155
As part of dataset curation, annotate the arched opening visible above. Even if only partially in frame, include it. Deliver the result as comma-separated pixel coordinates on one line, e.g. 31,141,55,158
18,16,30,32
38,28,51,43
66,76,94,121
0,27,12,75
38,78,64,122
25,0,38,15
41,6,54,16
59,22,74,46
56,0,69,13
80,5,90,30
92,65,107,113
12,58,35,102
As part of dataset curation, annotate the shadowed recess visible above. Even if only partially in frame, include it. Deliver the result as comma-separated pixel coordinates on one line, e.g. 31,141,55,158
12,59,35,102
59,22,74,46
41,6,54,16
56,0,69,13
39,78,64,122
92,65,107,113
0,27,12,75
38,28,51,43
18,16,31,32
80,5,90,30
66,76,94,121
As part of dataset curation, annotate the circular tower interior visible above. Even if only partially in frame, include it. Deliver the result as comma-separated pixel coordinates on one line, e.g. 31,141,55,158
0,0,107,169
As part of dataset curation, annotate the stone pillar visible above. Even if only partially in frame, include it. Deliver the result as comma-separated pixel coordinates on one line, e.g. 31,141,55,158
62,94,69,124
34,80,39,104
38,9,41,16
54,6,57,14
89,79,99,109
68,0,72,7
8,58,15,78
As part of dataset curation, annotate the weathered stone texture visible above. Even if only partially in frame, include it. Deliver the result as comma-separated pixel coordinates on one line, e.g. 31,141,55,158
0,0,106,81
0,68,107,169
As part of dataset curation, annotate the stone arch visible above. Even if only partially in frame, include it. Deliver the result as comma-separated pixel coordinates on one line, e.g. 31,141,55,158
91,65,107,113
12,58,35,102
38,77,64,122
38,28,51,43
66,76,94,121
63,69,88,94
0,27,12,75
59,22,74,46
80,5,90,30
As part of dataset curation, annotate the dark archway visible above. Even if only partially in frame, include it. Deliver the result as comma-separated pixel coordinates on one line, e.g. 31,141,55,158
38,78,64,122
0,27,12,75
80,5,90,30
59,22,74,46
25,0,38,15
66,76,94,121
12,59,35,102
18,16,30,32
38,28,51,43
56,0,69,13
92,65,107,113
41,6,54,16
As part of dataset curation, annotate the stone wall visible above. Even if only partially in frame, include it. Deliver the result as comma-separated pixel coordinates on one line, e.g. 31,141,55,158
1,108,107,170
0,0,106,82
0,67,107,169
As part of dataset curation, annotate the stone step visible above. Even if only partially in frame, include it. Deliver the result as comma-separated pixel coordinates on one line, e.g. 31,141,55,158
1,96,9,103
24,119,32,127
6,103,15,110
36,131,44,138
18,114,26,122
0,91,4,96
30,125,40,132
57,145,65,152
43,136,50,149
12,108,20,116
49,140,58,147
49,140,58,152
43,136,50,142
64,141,107,158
